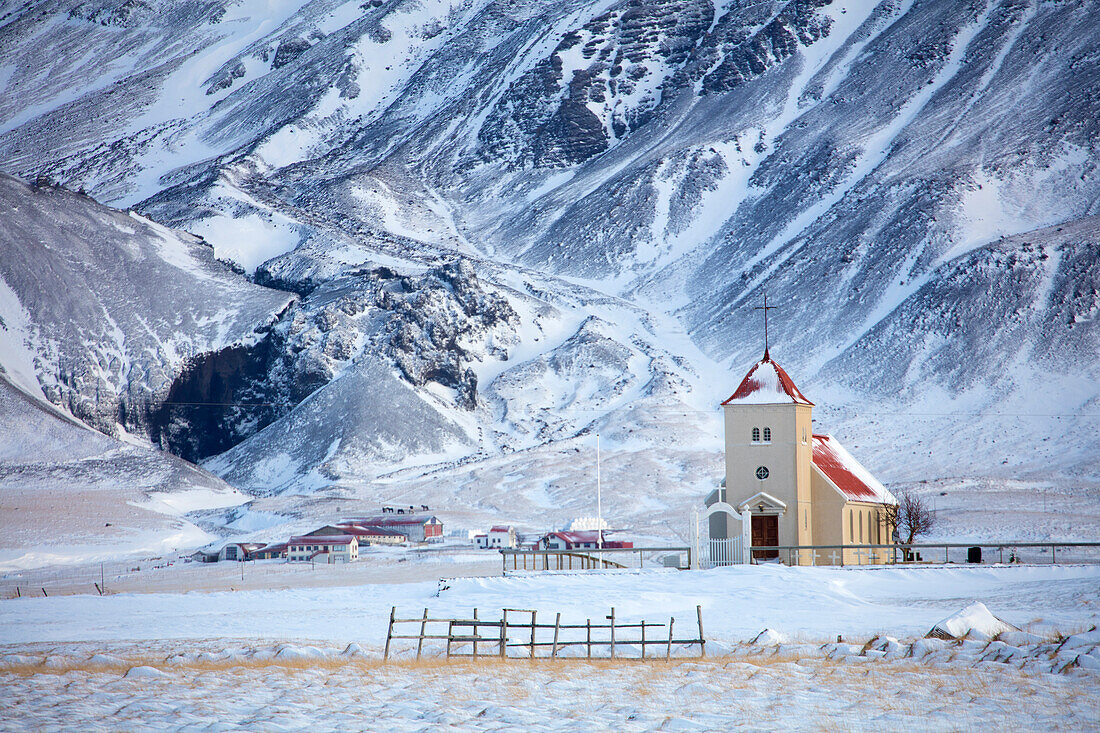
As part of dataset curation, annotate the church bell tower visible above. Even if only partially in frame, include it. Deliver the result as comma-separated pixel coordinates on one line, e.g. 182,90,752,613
715,296,814,560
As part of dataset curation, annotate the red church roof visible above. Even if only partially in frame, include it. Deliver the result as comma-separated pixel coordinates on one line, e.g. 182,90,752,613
811,434,896,504
721,352,813,406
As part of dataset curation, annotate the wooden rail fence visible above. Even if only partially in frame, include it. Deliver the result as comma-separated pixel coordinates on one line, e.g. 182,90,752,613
383,605,706,661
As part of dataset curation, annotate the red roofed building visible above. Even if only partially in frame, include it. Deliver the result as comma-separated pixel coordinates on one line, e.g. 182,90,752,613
537,531,633,551
306,524,406,546
341,515,443,543
707,350,896,566
287,535,359,563
475,526,518,549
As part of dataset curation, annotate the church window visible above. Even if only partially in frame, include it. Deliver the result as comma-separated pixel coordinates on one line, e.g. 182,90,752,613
763,427,771,442
859,512,864,543
868,512,874,544
752,427,760,442
849,511,854,541
755,466,769,480
802,427,807,444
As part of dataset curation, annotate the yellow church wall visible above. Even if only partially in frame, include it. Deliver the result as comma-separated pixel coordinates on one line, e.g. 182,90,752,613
810,470,895,566
723,402,813,562
843,502,893,565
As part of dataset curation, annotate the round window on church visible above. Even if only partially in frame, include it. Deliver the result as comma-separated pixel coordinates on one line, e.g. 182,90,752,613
755,466,769,480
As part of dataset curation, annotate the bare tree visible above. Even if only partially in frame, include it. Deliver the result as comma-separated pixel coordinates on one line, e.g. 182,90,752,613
881,489,938,545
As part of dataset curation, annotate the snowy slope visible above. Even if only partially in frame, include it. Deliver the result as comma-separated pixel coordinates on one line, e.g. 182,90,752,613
0,0,1098,549
0,173,295,449
0,374,246,571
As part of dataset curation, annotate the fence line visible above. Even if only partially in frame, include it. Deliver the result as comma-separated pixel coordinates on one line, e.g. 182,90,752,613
502,541,1100,572
383,605,706,661
0,555,375,599
500,546,691,573
749,541,1100,567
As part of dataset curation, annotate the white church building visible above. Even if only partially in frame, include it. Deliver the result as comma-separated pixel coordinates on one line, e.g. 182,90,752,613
705,349,897,565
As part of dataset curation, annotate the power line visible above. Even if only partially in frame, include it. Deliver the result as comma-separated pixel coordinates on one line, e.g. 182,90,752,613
156,401,295,407
154,400,1100,418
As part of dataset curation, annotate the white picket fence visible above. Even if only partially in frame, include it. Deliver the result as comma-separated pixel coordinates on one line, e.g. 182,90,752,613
700,537,746,568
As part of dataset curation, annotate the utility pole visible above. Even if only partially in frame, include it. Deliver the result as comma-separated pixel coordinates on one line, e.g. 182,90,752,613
597,433,603,550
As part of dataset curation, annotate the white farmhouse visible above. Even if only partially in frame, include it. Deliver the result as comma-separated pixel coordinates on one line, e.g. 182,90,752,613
286,535,359,563
487,526,517,548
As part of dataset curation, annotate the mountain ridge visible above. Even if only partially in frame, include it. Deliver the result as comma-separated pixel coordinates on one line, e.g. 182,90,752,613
1,0,1098,549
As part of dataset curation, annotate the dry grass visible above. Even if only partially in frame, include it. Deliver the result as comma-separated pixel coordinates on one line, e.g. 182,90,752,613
3,643,1097,732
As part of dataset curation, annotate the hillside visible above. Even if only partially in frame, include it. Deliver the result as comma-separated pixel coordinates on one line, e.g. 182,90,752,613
1,0,1098,552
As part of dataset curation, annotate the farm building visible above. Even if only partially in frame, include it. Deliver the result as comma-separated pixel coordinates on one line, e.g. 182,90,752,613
248,542,288,560
476,526,517,549
537,531,633,551
342,514,443,543
218,543,264,562
286,535,359,563
306,524,406,546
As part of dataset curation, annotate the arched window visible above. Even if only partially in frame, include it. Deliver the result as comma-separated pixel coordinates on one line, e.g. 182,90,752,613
869,512,874,545
859,512,864,543
752,427,760,442
849,510,854,541
763,427,771,442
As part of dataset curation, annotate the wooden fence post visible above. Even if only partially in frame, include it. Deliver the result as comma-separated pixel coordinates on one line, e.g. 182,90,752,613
551,612,561,660
500,609,508,658
640,620,646,659
472,608,479,658
416,608,428,660
666,617,674,660
696,605,705,658
609,607,616,659
529,611,537,659
384,606,395,660
586,619,592,659
446,620,454,658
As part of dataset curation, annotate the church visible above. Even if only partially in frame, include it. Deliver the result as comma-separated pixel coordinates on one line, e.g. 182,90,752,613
706,348,897,566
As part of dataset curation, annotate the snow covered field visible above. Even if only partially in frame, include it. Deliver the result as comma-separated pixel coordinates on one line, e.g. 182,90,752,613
1,564,1097,730
3,648,1096,732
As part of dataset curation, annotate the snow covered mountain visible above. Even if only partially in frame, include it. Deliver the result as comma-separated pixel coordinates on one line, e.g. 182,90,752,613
0,173,295,452
1,0,1098,545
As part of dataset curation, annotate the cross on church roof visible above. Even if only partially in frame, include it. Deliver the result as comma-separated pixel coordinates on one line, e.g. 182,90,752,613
754,293,776,359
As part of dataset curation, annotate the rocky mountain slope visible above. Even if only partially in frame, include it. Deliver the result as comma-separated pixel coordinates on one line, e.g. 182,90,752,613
0,173,295,452
1,0,1098,544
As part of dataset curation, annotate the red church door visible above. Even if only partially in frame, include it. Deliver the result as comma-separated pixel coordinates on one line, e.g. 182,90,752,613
751,515,779,560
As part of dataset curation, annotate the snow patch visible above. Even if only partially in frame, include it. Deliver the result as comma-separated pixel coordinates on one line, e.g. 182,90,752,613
189,213,300,275
927,602,1018,640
